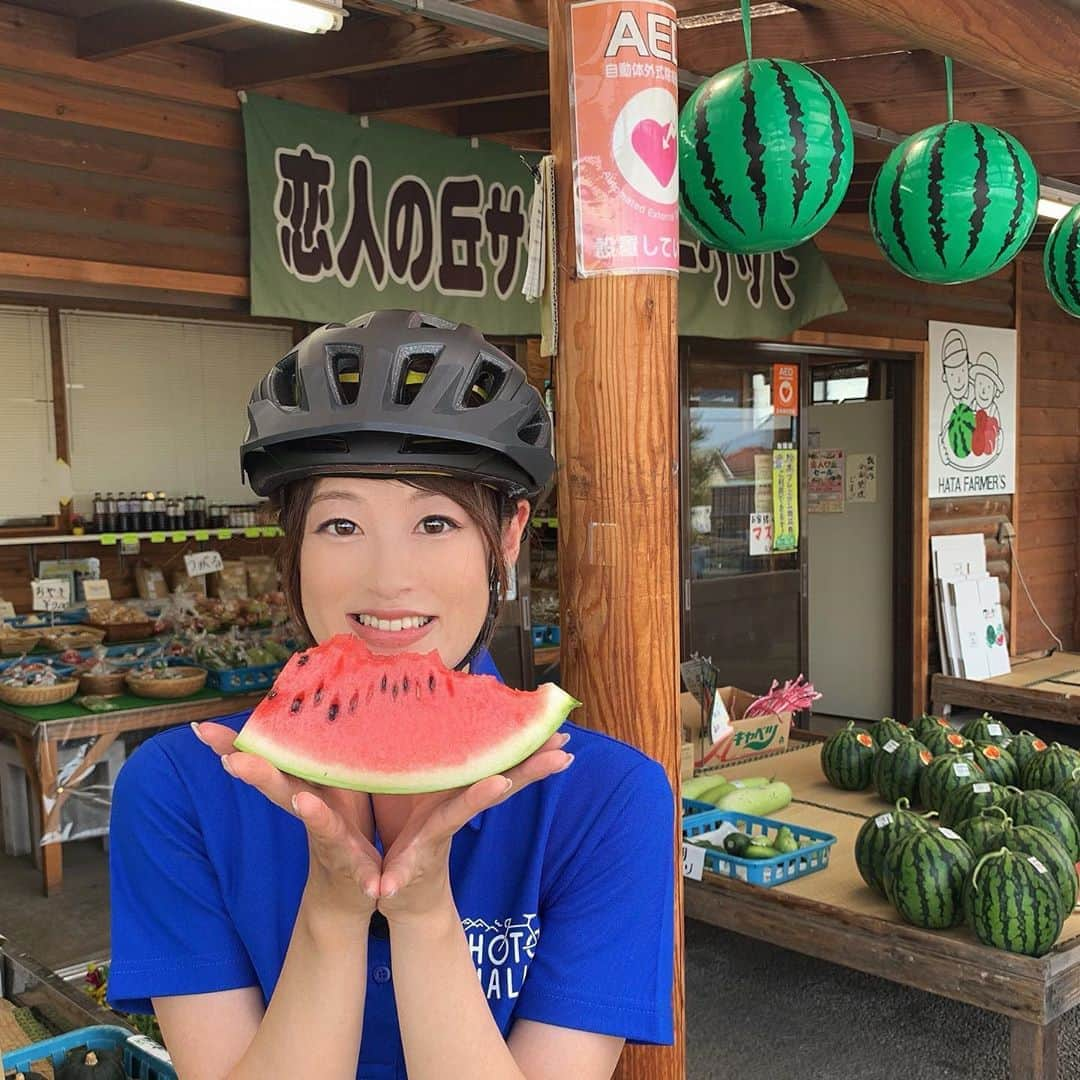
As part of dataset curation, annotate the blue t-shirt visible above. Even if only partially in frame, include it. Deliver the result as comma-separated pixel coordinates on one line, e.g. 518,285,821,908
108,655,675,1071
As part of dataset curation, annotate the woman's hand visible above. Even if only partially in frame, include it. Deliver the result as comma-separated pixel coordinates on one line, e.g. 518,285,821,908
193,721,382,918
375,732,573,924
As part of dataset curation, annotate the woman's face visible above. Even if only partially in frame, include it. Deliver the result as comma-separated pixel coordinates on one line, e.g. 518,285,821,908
300,477,528,669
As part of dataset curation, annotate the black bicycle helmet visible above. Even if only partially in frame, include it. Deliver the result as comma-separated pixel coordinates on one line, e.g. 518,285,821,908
241,309,553,500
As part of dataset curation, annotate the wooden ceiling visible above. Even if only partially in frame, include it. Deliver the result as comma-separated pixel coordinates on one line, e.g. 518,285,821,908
8,0,1080,249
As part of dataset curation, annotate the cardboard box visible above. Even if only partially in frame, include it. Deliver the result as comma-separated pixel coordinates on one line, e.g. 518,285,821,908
680,688,792,767
680,741,695,781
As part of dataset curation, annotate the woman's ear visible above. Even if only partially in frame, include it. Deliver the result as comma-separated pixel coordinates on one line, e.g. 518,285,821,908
501,499,532,566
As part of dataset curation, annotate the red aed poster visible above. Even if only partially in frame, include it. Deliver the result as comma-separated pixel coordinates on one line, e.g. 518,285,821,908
569,0,679,277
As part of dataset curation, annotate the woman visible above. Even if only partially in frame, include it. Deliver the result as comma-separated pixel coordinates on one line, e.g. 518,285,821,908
108,310,675,1079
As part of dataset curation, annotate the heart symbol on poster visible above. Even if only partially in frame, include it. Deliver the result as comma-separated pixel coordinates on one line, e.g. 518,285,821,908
630,119,676,187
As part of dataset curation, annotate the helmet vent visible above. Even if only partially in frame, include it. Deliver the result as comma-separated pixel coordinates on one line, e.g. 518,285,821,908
400,435,480,457
518,408,549,446
269,352,302,408
395,352,436,405
291,435,351,455
330,350,363,405
464,359,506,408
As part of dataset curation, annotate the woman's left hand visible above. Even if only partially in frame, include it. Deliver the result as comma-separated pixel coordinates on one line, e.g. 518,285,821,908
376,732,572,923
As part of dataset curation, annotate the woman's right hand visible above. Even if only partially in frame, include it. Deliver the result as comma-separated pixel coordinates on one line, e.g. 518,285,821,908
193,721,382,918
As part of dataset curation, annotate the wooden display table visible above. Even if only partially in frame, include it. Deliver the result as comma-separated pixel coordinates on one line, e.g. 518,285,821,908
931,651,1080,727
685,745,1080,1079
0,691,263,897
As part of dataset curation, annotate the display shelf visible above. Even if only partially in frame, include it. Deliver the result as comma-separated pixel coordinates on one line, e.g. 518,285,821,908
0,527,282,548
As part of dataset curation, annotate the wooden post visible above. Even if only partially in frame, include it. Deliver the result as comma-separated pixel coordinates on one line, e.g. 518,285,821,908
547,3,685,1078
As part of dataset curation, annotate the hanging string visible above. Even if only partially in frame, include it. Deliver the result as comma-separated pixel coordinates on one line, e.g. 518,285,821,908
944,56,954,122
741,0,752,60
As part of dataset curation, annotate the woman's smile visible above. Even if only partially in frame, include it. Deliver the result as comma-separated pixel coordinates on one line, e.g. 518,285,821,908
347,611,438,649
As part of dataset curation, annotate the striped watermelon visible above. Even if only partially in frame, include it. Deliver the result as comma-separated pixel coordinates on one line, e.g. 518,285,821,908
1043,202,1080,319
1052,769,1080,827
873,734,931,805
884,826,974,929
940,780,1008,828
871,716,910,749
912,713,952,745
960,713,1013,748
854,797,934,897
1002,822,1078,915
947,403,976,459
919,747,984,812
1009,731,1050,773
1019,743,1080,794
820,721,876,790
972,743,1018,788
1004,788,1080,862
921,726,967,758
956,805,1012,856
968,848,1064,956
869,121,1039,284
678,58,854,254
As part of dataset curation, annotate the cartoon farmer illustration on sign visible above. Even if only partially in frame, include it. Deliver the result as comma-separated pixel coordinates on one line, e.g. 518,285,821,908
938,328,1006,470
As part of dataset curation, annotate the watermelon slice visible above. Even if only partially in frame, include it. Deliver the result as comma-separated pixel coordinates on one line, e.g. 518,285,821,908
233,634,580,793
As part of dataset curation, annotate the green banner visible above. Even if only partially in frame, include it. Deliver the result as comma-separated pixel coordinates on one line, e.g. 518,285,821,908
242,93,846,337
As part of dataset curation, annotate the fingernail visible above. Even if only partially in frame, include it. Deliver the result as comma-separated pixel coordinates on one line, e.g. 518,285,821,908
221,755,236,777
364,884,378,900
190,722,207,745
503,777,514,792
383,886,397,899
557,733,571,748
557,753,574,772
291,794,301,814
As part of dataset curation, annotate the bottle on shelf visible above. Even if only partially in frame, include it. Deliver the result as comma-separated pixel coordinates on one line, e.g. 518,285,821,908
92,492,104,533
195,493,207,529
104,492,117,533
117,492,129,532
155,491,167,531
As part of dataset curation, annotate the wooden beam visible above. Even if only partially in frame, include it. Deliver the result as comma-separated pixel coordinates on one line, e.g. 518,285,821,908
807,0,1080,108
812,51,1006,106
225,10,506,88
350,50,549,112
853,88,1079,133
456,95,549,136
77,3,245,61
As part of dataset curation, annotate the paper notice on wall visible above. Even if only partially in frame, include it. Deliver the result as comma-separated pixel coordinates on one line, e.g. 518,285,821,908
808,448,845,513
847,452,878,503
754,454,773,512
748,512,773,556
772,449,799,551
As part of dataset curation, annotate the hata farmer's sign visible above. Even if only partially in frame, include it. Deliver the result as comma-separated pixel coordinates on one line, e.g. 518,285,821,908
928,321,1017,497
241,92,847,338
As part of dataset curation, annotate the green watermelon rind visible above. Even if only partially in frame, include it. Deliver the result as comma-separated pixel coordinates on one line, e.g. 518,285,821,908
885,828,974,929
969,848,1065,957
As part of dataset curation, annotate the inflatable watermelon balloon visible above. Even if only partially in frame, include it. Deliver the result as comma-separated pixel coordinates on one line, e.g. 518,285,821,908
678,58,854,253
1043,202,1080,318
234,635,580,793
870,121,1039,284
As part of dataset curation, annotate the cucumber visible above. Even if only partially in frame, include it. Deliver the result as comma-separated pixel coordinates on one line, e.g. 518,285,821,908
743,843,782,859
715,781,793,816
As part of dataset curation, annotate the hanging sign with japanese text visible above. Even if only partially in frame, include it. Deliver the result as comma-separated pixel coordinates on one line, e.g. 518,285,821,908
772,449,799,552
569,0,679,276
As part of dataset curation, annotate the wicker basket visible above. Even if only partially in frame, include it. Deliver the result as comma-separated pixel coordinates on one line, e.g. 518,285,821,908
0,678,79,706
38,625,107,650
0,631,41,656
126,666,207,699
88,620,157,643
78,670,128,697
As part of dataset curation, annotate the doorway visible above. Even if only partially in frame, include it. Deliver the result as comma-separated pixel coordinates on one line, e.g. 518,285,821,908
680,342,916,723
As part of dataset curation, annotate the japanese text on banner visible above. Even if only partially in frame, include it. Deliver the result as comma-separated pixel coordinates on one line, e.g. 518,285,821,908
772,449,799,552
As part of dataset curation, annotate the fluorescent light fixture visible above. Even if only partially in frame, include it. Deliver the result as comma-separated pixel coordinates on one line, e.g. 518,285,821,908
175,0,346,34
677,3,794,31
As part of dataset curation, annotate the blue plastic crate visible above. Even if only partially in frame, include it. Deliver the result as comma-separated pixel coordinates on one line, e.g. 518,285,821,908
2,1024,175,1079
682,797,714,816
204,661,283,693
682,808,837,887
546,625,560,645
0,656,75,677
531,625,547,647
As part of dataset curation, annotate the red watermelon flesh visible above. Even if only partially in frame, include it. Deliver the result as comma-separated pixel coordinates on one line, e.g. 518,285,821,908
234,634,580,793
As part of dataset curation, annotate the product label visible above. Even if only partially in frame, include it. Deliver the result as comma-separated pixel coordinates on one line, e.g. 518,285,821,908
857,733,874,749
82,579,111,600
973,783,992,794
987,723,1003,737
1033,739,1048,752
681,842,706,881
983,745,1001,760
883,739,900,753
919,749,933,766
1028,856,1049,875
184,550,224,577
953,762,973,777
875,813,893,828
31,578,70,612
939,828,962,841
947,733,965,748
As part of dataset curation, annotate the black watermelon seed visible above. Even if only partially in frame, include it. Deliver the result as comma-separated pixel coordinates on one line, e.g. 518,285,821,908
327,703,339,722
314,687,323,705
380,674,388,692
268,689,277,699
297,654,310,666
290,697,303,713
402,676,410,692
349,692,359,712
428,674,437,693
392,682,399,700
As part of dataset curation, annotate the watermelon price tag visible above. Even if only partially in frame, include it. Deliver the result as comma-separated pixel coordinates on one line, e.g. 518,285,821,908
883,739,900,753
1027,856,1049,875
126,1035,172,1065
939,828,962,841
682,842,706,881
875,813,893,828
184,550,224,577
987,723,1003,736
973,782,992,794
954,762,972,776
32,577,70,612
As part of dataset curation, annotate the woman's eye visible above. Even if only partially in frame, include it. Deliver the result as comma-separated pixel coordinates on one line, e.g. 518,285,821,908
318,518,357,536
419,516,458,535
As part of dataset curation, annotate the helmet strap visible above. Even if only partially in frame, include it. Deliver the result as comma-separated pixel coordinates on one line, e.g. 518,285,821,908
456,560,502,672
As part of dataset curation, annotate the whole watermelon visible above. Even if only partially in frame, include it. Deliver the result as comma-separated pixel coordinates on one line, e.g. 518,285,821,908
960,713,1013,748
968,848,1065,956
1002,822,1078,915
678,58,854,254
1004,787,1080,862
871,716,910,749
1009,731,1050,773
920,725,966,758
941,780,1008,829
873,732,931,805
1044,202,1080,319
854,798,934,897
956,805,1012,856
919,747,984,812
884,826,974,929
971,743,1019,788
869,120,1039,284
1052,768,1080,826
1020,743,1080,794
820,721,876,790
913,713,952,745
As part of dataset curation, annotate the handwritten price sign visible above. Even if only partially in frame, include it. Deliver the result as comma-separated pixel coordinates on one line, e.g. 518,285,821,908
184,550,224,577
32,578,71,612
682,842,706,881
748,512,773,556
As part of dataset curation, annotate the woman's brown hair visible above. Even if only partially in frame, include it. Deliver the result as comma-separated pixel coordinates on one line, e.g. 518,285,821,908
269,474,518,645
